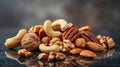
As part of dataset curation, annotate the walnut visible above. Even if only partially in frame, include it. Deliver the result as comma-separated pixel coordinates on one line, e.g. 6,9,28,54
97,35,115,49
18,49,32,57
21,32,40,51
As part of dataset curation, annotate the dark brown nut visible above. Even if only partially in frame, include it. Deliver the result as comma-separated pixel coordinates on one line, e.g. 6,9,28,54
49,51,65,60
97,35,115,49
79,26,91,32
80,31,98,43
86,42,106,52
21,32,40,51
37,53,49,60
62,27,80,42
38,28,46,39
41,36,52,45
80,50,97,58
18,49,32,57
70,48,82,54
75,38,86,48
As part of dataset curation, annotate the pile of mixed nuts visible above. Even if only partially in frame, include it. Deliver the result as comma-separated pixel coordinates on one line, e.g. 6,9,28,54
4,19,115,61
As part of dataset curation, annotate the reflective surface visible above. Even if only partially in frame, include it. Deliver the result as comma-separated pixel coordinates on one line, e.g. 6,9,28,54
5,48,114,67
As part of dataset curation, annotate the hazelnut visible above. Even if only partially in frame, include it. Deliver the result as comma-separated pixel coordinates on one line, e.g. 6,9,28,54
18,49,32,57
75,38,86,48
41,36,52,45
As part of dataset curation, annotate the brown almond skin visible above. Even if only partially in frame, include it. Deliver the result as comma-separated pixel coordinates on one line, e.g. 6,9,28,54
75,38,86,48
86,42,106,52
70,48,82,54
80,50,97,58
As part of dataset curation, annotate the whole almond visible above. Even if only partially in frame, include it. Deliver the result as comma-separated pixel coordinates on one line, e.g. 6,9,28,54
80,50,97,58
75,38,86,48
70,48,82,54
86,42,105,52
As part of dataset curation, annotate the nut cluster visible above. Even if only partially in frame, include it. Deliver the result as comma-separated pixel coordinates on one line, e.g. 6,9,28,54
4,19,115,60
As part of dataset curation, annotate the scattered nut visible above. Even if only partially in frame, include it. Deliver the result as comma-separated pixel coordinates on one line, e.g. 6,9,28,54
75,38,86,48
5,29,27,48
80,50,97,58
49,51,65,60
79,26,91,32
97,35,115,49
41,36,52,45
86,42,106,52
43,20,62,38
70,48,82,54
52,19,68,31
39,44,60,53
21,32,40,51
18,49,32,57
38,53,49,60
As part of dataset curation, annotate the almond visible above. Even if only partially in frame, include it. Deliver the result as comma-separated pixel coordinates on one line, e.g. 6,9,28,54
86,42,105,52
70,48,82,54
80,50,96,58
75,38,86,48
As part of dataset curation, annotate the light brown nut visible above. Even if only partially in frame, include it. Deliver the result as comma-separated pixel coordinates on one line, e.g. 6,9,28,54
29,25,43,35
18,49,32,57
62,26,80,42
39,44,60,53
37,53,49,60
21,32,40,51
97,35,115,49
79,26,91,32
80,50,96,58
4,29,27,48
41,36,52,45
70,48,82,54
75,38,86,48
51,19,68,31
80,31,98,43
86,42,106,52
43,20,62,38
49,51,65,61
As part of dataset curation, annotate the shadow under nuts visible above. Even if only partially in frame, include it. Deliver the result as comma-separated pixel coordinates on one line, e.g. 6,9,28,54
21,32,40,51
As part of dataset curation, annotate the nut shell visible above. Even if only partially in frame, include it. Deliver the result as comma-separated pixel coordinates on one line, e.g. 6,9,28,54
21,32,40,51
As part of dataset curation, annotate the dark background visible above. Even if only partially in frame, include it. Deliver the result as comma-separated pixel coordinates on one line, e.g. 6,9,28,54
0,0,120,67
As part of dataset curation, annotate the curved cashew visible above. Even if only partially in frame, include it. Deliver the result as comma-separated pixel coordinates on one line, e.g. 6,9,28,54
52,19,68,31
5,29,27,48
43,20,62,38
39,44,60,53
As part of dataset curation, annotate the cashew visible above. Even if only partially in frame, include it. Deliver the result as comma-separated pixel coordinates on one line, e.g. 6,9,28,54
43,20,62,38
52,19,68,31
39,44,60,53
5,29,27,48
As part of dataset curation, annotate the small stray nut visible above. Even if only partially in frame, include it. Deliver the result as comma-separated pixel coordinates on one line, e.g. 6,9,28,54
18,49,32,57
38,53,49,60
79,26,91,32
41,36,52,45
75,38,86,48
70,48,82,54
86,42,106,52
80,50,97,58
49,51,65,60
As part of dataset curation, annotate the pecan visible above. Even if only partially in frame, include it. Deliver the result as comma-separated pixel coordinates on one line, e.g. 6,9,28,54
62,26,80,42
80,31,98,43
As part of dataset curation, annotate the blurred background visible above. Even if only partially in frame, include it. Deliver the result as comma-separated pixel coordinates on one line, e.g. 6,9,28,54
0,0,120,67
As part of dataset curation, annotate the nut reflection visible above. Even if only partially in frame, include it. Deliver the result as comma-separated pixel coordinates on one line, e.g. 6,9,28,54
5,49,114,67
